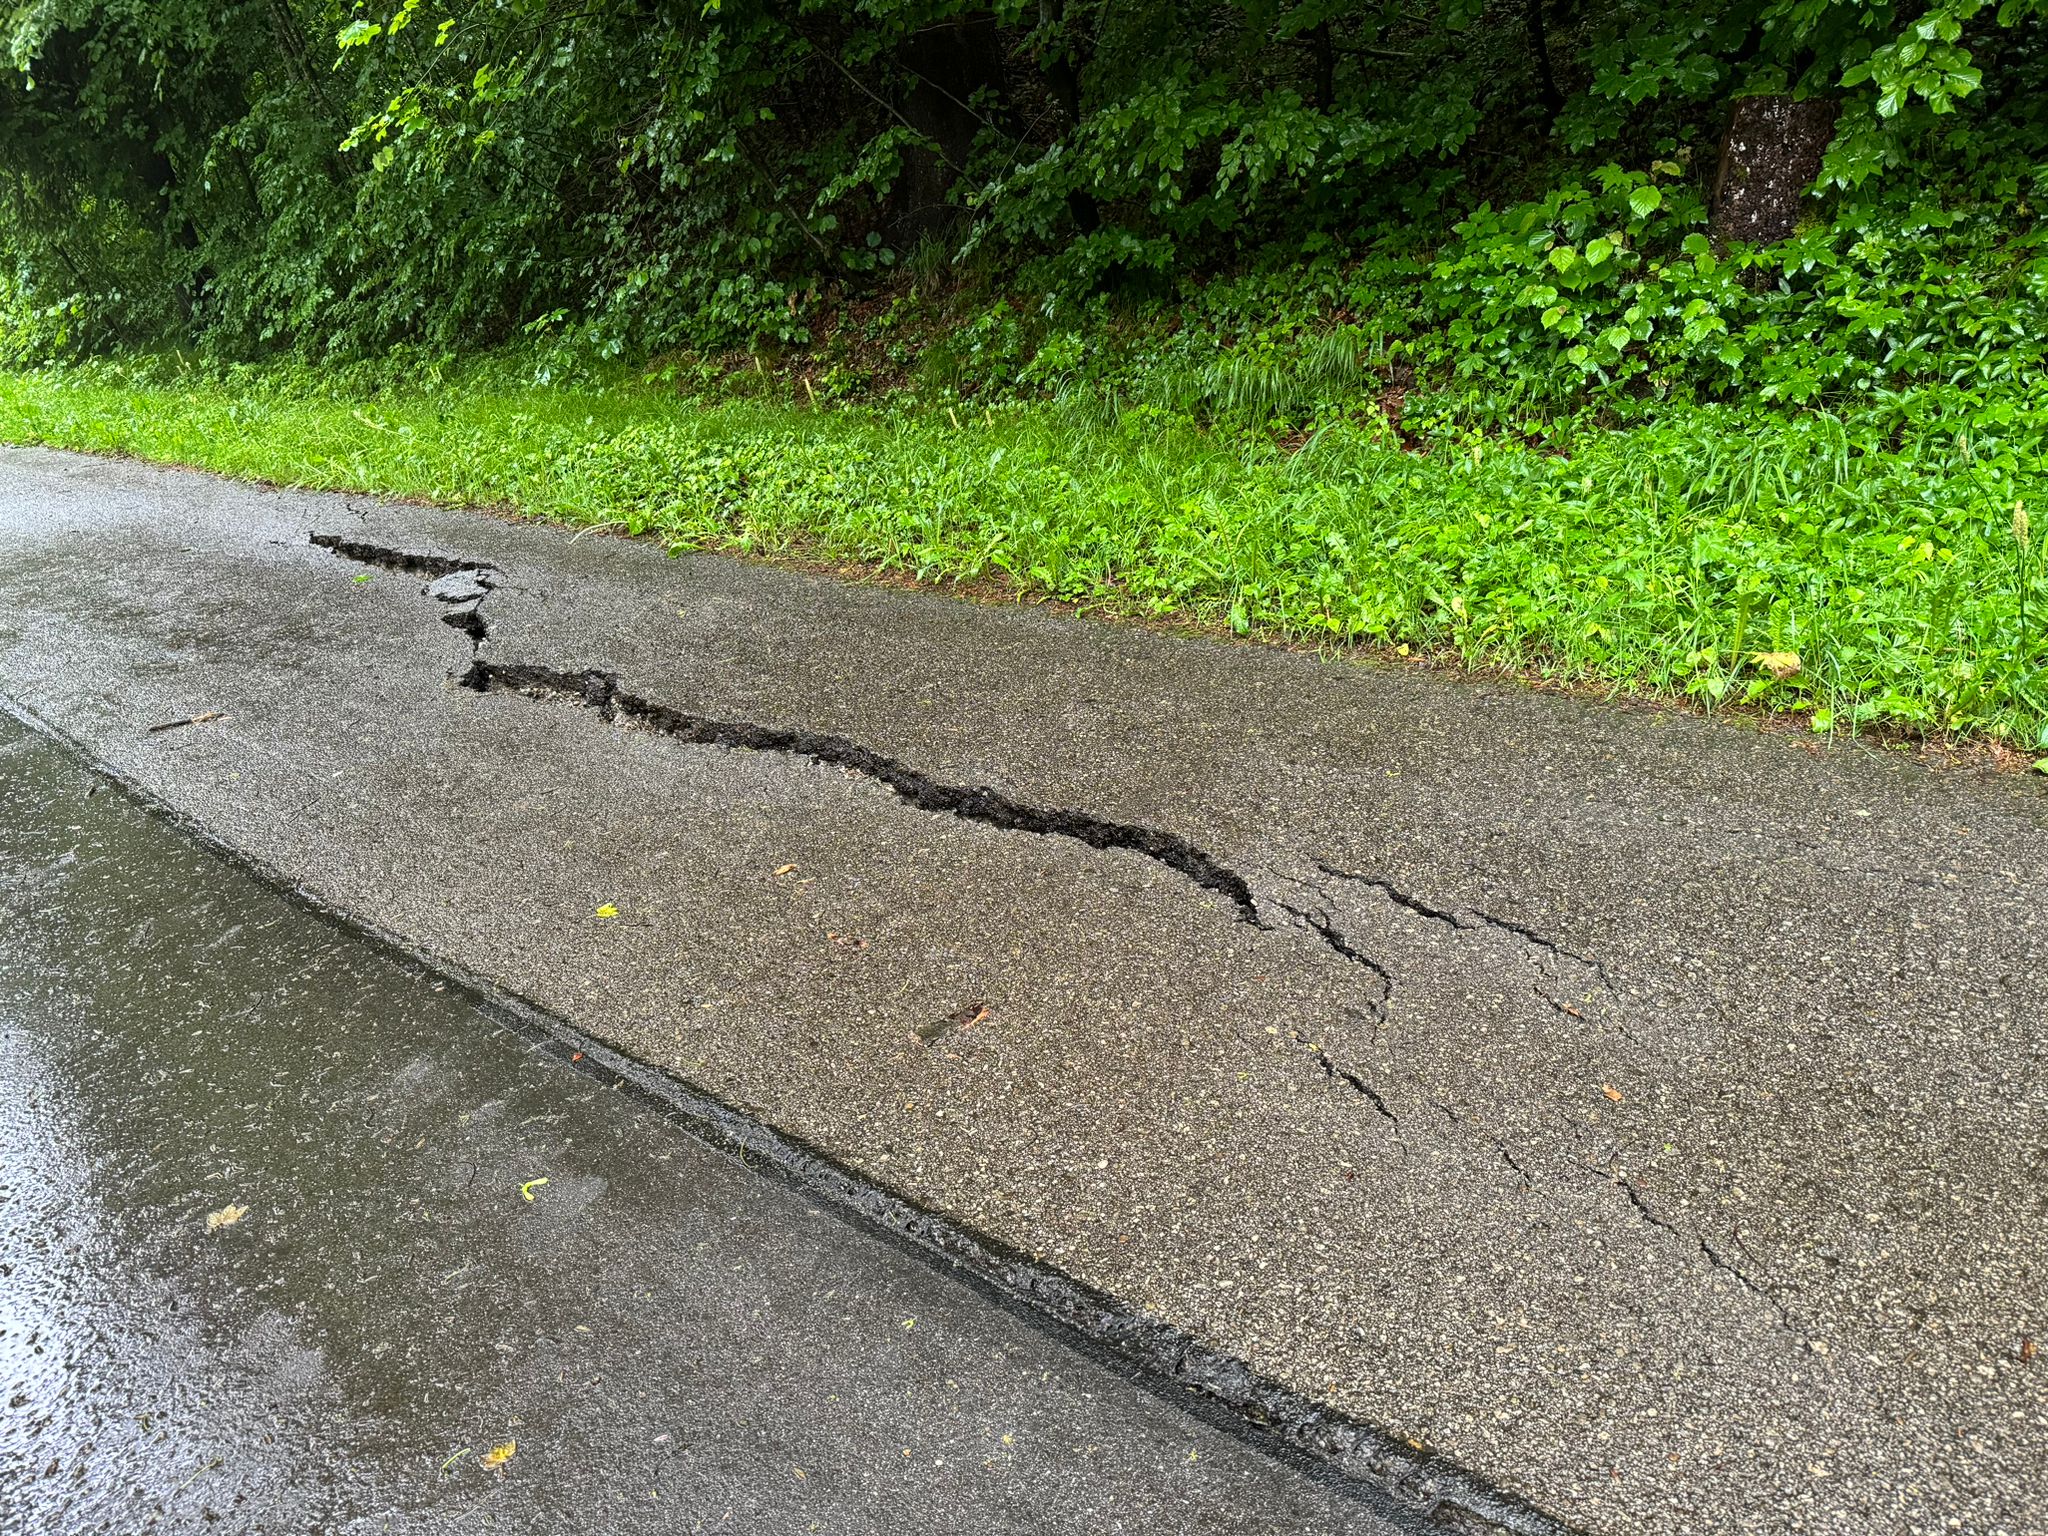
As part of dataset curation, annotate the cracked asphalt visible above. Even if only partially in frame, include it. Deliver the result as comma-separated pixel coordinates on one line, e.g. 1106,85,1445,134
0,716,1398,1536
0,445,2043,1534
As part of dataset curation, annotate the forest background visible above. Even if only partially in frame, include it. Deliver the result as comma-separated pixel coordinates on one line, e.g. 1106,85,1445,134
4,0,2046,745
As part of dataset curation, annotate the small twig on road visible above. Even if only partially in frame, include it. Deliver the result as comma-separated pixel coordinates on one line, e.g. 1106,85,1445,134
147,710,227,734
170,1456,223,1495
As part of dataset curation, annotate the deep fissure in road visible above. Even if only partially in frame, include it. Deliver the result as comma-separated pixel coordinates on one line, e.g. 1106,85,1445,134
321,533,1270,925
299,531,1603,1536
461,657,1268,923
310,531,499,580
308,530,1642,1141
310,532,1656,1155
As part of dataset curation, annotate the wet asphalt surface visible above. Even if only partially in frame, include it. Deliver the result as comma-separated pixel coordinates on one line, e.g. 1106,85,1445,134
1,447,2044,1534
0,719,1401,1535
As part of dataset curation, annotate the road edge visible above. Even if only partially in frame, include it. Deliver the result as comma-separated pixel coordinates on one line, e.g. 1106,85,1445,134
1,689,1586,1536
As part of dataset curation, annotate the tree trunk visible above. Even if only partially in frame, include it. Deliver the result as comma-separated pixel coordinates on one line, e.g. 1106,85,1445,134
891,15,1008,247
1527,0,1562,126
1710,95,1837,247
1036,0,1099,234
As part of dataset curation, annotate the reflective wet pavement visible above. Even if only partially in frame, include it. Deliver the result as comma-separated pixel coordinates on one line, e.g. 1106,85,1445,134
0,717,1399,1535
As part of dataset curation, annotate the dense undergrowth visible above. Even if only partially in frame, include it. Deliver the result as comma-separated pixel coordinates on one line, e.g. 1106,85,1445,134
6,353,2044,752
3,0,2046,375
4,0,2047,748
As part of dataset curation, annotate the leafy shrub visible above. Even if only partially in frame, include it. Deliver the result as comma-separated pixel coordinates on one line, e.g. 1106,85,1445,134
2,0,2046,382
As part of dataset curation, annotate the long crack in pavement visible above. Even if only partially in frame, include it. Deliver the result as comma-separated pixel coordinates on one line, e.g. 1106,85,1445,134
317,526,1816,1402
317,528,1642,1142
313,528,1781,1327
307,530,1576,1536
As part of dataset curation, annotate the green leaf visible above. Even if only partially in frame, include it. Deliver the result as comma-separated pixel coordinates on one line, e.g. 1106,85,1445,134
1628,185,1662,219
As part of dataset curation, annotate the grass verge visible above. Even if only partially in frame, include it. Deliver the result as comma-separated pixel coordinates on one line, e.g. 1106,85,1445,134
3,357,2045,752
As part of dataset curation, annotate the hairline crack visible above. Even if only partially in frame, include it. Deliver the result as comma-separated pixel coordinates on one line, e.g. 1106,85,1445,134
1593,1164,1796,1330
1311,856,1615,991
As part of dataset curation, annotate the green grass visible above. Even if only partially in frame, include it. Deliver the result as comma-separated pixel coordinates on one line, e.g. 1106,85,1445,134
4,356,2046,749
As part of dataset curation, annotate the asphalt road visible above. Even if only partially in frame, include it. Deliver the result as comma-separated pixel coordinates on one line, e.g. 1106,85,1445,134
0,716,1403,1535
0,445,2042,1534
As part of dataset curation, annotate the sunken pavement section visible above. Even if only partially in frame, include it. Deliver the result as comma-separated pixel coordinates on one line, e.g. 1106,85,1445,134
1,446,2043,1536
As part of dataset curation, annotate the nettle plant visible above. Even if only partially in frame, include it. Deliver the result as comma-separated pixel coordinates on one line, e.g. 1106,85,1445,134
1427,139,2048,410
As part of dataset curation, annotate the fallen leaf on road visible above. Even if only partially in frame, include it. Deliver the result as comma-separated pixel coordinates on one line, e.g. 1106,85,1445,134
1750,651,1802,680
519,1177,549,1202
1601,1084,1625,1102
480,1441,517,1470
205,1204,249,1232
773,864,797,876
594,903,618,918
